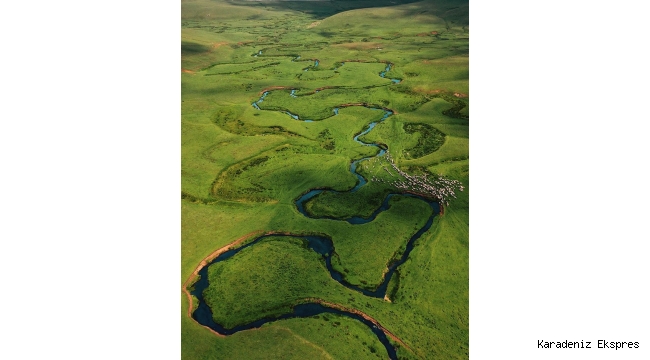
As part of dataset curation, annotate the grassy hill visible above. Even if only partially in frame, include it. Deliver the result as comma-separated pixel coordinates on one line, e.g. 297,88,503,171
182,0,468,358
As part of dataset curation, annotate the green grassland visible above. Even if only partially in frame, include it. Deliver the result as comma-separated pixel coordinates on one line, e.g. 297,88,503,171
182,0,468,359
326,196,433,289
182,294,389,360
303,183,393,219
259,86,427,119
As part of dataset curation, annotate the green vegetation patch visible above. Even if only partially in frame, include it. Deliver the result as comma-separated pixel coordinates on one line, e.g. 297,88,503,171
268,315,387,359
205,60,281,75
211,104,312,138
327,196,433,289
402,123,446,159
259,86,426,121
212,152,358,203
203,237,352,328
304,185,392,220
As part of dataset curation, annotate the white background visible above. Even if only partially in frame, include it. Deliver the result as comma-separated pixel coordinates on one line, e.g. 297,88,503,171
1,0,648,358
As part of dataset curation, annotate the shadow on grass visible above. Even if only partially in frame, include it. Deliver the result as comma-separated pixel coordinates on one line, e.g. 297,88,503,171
399,0,469,25
227,0,425,18
182,41,211,55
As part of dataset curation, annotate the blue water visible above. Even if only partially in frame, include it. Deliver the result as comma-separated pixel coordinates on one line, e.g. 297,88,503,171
304,59,320,71
251,91,269,110
379,64,391,78
379,63,401,83
285,111,300,120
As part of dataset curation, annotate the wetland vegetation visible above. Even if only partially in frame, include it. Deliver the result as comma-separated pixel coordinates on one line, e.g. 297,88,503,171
182,0,468,358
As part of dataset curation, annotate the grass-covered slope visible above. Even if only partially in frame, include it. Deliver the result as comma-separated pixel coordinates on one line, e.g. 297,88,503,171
182,0,468,358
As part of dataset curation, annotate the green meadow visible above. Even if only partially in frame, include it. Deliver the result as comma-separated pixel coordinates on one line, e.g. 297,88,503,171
182,0,468,359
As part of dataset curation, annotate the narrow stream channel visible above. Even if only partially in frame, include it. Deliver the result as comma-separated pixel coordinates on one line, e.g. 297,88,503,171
191,58,436,359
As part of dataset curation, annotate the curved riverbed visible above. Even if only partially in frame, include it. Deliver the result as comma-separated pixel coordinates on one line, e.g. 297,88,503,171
190,234,401,357
189,58,439,359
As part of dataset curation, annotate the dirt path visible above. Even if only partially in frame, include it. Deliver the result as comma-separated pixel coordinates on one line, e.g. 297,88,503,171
304,298,413,352
276,327,335,360
307,21,321,29
258,86,293,95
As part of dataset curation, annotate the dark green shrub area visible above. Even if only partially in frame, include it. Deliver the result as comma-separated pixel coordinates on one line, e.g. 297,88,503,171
402,123,446,159
435,94,468,119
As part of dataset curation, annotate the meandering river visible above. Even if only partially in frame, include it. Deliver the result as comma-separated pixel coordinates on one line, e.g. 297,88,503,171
188,57,437,359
